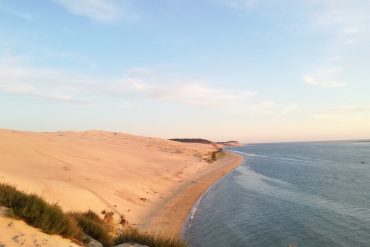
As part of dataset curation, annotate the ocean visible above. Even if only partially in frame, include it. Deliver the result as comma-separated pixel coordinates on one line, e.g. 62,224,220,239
183,141,370,247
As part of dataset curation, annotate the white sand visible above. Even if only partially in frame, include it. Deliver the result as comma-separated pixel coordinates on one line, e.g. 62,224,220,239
0,215,79,247
0,129,220,226
0,129,243,246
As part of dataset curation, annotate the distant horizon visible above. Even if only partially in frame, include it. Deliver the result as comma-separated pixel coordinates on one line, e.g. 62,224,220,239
1,127,369,145
1,1,369,142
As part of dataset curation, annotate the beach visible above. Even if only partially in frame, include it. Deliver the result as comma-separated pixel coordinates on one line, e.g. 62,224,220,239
141,151,243,236
0,129,242,243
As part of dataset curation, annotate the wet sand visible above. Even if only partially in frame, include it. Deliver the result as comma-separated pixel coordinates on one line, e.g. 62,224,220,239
141,151,243,236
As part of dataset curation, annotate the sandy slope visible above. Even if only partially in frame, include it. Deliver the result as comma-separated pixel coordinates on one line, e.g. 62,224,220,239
0,211,146,247
0,129,221,228
0,215,79,247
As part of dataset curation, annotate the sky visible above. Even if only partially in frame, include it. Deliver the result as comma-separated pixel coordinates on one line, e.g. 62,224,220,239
0,0,369,143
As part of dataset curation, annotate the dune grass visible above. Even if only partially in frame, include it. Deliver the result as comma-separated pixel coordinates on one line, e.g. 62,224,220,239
69,210,112,247
114,227,188,247
0,183,188,247
0,183,81,238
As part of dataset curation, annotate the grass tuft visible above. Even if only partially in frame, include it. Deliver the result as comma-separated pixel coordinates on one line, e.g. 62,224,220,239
0,183,79,238
69,210,112,247
114,226,188,247
0,183,188,247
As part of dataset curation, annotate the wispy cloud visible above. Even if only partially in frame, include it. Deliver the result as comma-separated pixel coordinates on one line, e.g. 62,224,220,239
218,0,370,45
247,101,298,115
0,6,34,21
301,1,370,89
53,0,129,22
281,103,298,114
0,51,93,103
304,76,346,88
304,68,346,88
106,71,257,107
312,105,370,119
0,82,78,103
217,0,257,9
138,83,255,107
0,67,90,103
311,0,370,45
1,49,299,115
333,105,370,114
0,50,256,106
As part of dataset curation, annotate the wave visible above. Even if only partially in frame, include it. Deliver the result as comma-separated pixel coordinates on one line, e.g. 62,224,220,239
233,150,314,163
236,165,370,222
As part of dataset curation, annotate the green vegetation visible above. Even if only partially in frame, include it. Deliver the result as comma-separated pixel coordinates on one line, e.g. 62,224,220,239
0,183,81,238
69,210,112,246
114,227,188,247
0,183,188,247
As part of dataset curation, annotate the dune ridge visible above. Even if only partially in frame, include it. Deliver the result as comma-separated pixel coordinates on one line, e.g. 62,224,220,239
0,129,242,238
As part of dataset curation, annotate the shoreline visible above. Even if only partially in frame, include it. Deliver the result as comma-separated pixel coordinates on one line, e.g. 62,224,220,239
0,129,243,243
140,151,244,236
180,154,240,238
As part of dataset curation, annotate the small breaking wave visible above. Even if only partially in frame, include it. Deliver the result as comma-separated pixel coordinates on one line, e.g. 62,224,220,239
233,150,314,163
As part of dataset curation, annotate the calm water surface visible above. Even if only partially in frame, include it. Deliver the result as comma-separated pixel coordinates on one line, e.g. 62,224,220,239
184,141,370,247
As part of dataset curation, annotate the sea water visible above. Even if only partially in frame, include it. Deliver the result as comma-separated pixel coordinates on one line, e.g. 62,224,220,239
184,141,370,247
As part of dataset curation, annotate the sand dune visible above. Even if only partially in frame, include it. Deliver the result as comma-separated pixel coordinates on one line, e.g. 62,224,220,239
0,129,228,230
0,208,79,247
0,216,79,247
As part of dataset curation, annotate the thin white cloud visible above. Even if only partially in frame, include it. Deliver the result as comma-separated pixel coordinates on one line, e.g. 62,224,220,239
144,83,255,107
218,0,257,8
301,1,370,89
0,52,93,103
53,0,127,22
216,0,370,45
248,101,276,115
1,50,298,113
0,51,256,106
0,82,77,102
304,68,346,88
304,76,346,88
330,105,370,114
281,103,298,114
311,105,370,119
311,0,370,45
0,6,34,21
0,67,89,103
247,101,298,115
0,54,299,115
107,72,257,107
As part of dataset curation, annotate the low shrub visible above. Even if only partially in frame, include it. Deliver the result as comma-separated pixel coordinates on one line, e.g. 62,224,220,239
114,226,188,247
0,183,187,247
0,183,79,238
69,210,112,247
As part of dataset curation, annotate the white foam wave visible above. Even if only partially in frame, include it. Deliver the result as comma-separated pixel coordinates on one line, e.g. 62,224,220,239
181,165,240,237
233,150,314,163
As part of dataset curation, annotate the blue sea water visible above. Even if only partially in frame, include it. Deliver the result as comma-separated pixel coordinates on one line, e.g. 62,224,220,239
183,141,370,247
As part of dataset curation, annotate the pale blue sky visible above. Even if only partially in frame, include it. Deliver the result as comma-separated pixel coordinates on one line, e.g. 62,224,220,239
0,0,369,142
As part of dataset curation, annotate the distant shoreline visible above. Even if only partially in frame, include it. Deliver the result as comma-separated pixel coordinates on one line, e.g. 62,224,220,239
140,151,244,236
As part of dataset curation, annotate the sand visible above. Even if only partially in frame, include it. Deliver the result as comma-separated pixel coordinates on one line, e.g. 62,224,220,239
0,212,146,247
0,210,79,247
141,151,242,236
0,129,242,243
